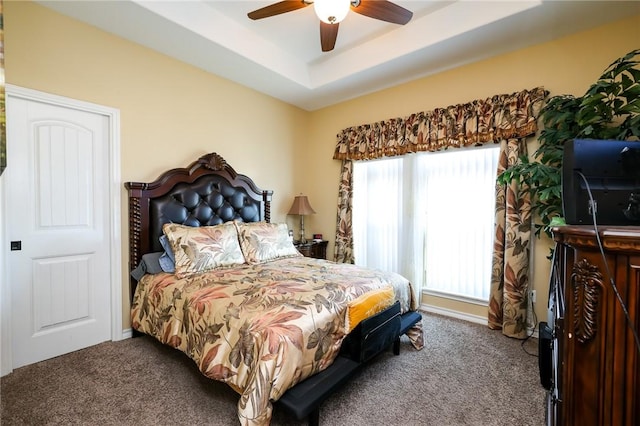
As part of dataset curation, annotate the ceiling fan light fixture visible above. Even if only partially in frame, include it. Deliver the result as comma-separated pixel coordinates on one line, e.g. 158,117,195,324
314,0,350,24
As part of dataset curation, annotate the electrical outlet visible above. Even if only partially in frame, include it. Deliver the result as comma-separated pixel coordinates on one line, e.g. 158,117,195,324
531,290,537,303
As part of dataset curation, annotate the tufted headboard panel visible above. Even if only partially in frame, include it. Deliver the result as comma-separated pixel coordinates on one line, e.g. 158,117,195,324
125,153,272,299
148,176,264,253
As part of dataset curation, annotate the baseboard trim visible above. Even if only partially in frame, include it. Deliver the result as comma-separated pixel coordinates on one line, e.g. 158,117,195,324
121,329,133,339
421,304,540,339
420,303,488,326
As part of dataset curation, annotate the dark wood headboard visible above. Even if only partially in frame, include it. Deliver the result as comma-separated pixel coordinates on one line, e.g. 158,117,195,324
125,152,272,299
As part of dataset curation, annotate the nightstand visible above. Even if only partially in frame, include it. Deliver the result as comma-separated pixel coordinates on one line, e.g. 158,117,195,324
294,240,328,260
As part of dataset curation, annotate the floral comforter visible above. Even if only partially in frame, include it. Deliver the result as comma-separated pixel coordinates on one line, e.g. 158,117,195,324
131,257,423,425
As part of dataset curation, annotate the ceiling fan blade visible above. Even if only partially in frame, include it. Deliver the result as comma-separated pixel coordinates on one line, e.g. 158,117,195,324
247,1,309,20
351,0,413,25
320,22,339,52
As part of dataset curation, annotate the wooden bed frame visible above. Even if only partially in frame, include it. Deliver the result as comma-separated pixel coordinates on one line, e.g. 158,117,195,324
124,152,422,425
125,152,273,302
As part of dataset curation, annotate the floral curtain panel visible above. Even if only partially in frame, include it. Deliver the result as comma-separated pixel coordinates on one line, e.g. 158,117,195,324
488,138,532,338
334,159,354,264
332,87,547,338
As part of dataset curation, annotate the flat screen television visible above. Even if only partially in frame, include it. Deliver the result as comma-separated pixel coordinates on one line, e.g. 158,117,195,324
562,139,640,225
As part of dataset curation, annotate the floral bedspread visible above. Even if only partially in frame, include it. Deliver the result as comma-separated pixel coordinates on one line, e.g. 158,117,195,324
131,257,423,426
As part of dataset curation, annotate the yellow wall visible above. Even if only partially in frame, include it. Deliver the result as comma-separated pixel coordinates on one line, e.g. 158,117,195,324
5,1,640,329
306,14,640,323
5,1,309,327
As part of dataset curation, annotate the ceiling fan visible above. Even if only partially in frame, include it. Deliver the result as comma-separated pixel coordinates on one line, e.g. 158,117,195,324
247,0,413,52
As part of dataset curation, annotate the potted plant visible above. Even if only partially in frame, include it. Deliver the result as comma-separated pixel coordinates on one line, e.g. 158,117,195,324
499,49,640,239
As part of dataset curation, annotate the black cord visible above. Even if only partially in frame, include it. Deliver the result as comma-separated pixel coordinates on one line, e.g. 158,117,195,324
521,243,562,358
577,171,640,355
521,306,539,357
521,255,545,358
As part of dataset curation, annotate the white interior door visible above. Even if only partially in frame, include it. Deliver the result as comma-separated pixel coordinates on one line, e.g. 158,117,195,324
6,95,112,369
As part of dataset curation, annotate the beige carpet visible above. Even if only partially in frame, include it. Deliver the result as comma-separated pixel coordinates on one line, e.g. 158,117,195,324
1,312,545,425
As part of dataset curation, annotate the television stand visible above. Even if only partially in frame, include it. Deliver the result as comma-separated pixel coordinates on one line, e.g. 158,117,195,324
547,225,640,426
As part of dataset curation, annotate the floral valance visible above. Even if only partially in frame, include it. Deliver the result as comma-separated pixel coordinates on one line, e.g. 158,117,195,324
333,87,548,161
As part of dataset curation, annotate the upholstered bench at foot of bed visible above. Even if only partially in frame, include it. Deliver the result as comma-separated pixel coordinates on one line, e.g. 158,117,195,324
278,302,401,425
340,301,401,363
277,356,361,426
393,311,422,355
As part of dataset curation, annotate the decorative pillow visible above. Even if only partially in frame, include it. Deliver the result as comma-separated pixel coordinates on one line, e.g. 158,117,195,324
162,222,246,278
235,221,301,264
345,286,395,334
130,252,166,281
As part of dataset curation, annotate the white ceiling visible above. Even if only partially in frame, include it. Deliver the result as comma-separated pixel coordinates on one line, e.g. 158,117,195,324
37,1,640,111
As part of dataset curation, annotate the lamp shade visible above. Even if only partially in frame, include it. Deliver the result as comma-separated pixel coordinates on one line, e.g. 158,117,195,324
288,195,316,216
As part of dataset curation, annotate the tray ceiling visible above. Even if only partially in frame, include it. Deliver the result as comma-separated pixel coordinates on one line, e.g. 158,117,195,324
37,1,640,111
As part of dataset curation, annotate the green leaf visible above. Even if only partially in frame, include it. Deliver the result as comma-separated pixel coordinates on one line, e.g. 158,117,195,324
621,73,634,90
628,67,640,82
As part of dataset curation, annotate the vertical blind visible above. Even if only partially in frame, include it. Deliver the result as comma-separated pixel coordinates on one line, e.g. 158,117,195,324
353,146,500,302
353,156,403,272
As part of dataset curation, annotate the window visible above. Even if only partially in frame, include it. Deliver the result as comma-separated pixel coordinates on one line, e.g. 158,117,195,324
353,146,500,303
353,156,404,273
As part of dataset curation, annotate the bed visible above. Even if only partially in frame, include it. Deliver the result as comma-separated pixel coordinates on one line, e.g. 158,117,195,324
125,152,423,426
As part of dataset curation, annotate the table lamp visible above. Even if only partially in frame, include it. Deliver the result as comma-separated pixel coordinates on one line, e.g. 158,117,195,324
288,194,316,243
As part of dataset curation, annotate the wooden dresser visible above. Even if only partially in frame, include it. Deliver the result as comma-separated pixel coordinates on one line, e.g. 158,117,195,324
548,226,640,426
